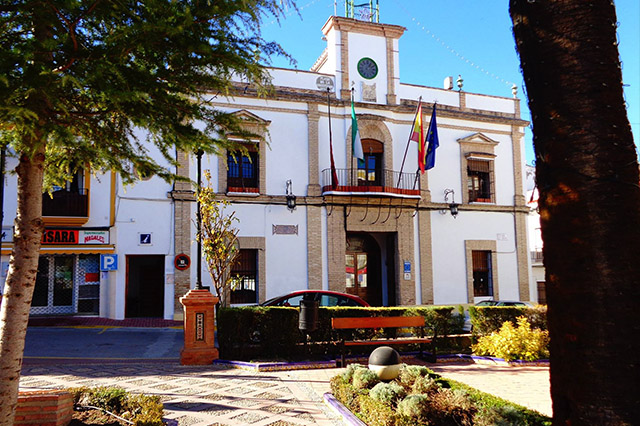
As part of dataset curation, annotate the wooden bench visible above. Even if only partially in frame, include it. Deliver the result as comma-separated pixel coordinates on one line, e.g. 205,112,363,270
331,316,432,367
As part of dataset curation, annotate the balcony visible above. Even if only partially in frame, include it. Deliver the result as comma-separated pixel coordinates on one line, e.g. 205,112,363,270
321,168,421,197
530,250,544,263
42,189,89,217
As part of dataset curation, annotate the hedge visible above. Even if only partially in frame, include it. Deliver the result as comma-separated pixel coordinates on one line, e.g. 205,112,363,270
217,306,463,361
469,305,547,338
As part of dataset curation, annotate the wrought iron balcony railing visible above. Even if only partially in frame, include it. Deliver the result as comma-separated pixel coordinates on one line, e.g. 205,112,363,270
42,189,89,217
530,250,544,263
321,168,421,196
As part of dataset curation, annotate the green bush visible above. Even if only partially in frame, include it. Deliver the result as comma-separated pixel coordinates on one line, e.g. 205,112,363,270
353,367,380,389
69,386,164,425
472,316,549,361
370,382,406,405
341,363,366,383
469,305,547,338
410,374,441,395
330,363,551,426
428,389,476,426
397,394,430,418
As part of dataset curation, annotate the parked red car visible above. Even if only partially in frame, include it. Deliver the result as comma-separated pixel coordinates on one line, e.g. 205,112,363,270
260,290,370,307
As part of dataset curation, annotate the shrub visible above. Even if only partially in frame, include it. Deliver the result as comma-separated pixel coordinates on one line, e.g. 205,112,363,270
74,386,128,412
470,305,547,337
474,404,535,426
411,374,441,395
70,386,164,425
217,305,461,360
428,389,476,426
370,382,406,405
353,367,380,390
342,363,365,381
125,394,164,425
472,316,549,361
331,365,551,426
397,394,429,418
359,395,397,426
398,364,429,387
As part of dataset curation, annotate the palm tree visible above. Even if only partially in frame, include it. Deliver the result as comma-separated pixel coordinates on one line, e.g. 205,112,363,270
510,0,640,423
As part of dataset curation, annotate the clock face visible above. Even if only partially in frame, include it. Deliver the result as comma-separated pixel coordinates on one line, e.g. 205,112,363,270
357,57,378,79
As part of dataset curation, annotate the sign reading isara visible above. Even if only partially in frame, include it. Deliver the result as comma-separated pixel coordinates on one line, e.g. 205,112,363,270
41,229,110,245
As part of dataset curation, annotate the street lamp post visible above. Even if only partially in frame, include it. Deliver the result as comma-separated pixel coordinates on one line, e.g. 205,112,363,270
195,149,203,290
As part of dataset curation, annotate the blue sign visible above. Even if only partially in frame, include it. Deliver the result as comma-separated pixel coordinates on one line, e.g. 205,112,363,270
100,254,118,271
403,261,411,274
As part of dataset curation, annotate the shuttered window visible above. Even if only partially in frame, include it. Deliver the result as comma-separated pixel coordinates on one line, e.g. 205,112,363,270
472,250,493,297
467,159,492,202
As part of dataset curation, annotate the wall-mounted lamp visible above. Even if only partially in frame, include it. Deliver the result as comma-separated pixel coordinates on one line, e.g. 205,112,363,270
443,189,459,218
286,179,296,212
456,75,464,91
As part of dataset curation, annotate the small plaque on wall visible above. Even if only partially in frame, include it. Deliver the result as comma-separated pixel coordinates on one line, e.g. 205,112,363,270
272,225,298,235
195,312,205,341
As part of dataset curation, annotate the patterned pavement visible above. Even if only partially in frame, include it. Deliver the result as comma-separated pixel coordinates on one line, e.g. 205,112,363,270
21,320,552,424
20,361,345,426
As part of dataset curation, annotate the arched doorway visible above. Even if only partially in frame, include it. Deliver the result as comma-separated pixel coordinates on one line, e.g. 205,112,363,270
346,233,382,306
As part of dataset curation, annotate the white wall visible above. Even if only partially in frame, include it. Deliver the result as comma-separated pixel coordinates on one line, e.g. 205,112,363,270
349,32,388,103
430,211,520,305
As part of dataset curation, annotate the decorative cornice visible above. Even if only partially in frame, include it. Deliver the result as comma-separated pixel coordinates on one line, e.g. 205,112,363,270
321,16,405,39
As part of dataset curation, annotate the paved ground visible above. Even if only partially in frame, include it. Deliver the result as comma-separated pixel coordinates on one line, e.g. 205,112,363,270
21,321,553,424
21,361,345,426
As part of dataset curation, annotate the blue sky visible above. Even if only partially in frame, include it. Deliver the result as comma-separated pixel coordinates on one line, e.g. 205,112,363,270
260,0,640,166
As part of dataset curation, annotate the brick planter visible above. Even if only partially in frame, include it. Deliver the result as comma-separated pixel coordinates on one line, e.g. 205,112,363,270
16,390,73,426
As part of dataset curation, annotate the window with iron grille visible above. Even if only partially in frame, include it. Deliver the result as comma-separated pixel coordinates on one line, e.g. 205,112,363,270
472,250,493,297
227,150,258,191
467,159,492,202
230,249,258,304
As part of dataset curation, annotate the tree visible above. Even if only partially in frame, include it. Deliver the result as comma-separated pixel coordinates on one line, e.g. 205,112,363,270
0,1,294,422
198,170,240,307
510,1,640,424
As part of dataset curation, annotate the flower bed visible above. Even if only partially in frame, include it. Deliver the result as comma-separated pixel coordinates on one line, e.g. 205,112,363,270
330,364,551,426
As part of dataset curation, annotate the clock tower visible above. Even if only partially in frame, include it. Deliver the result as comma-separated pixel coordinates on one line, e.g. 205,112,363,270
312,16,405,105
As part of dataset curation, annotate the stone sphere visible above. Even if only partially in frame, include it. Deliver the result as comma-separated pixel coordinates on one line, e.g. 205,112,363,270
368,346,401,381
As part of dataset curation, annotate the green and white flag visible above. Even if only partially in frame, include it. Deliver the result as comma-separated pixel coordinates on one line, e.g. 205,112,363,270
351,98,364,161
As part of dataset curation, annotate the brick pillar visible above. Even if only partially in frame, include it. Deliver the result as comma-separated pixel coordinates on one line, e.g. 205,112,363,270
15,390,73,426
180,289,219,365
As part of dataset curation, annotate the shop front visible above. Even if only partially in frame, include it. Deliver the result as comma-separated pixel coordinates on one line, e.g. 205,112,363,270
29,228,114,316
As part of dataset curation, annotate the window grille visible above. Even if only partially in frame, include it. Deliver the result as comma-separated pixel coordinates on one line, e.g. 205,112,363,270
228,149,258,190
230,249,258,304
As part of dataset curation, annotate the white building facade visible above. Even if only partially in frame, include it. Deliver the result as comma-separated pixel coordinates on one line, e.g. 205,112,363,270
0,16,534,320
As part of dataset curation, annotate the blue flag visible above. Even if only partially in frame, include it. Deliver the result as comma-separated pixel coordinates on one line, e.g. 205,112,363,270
425,105,439,170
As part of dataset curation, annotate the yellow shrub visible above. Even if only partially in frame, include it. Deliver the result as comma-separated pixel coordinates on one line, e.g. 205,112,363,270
472,316,549,361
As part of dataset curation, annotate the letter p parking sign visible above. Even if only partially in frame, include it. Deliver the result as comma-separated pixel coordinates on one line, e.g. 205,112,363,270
100,254,118,271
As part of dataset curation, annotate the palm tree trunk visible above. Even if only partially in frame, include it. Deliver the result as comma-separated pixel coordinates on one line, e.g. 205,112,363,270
0,148,46,424
510,1,640,424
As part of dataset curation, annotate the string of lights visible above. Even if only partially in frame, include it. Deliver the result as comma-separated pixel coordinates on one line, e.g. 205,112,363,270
390,0,517,89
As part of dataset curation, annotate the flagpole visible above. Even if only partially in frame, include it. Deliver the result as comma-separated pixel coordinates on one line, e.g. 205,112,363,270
327,88,338,189
350,88,354,187
397,97,422,188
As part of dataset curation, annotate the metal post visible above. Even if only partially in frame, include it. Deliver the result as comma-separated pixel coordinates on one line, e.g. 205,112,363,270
196,150,203,290
0,148,5,241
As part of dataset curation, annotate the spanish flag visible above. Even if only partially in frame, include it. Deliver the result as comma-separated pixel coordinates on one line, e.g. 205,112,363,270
411,102,426,173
